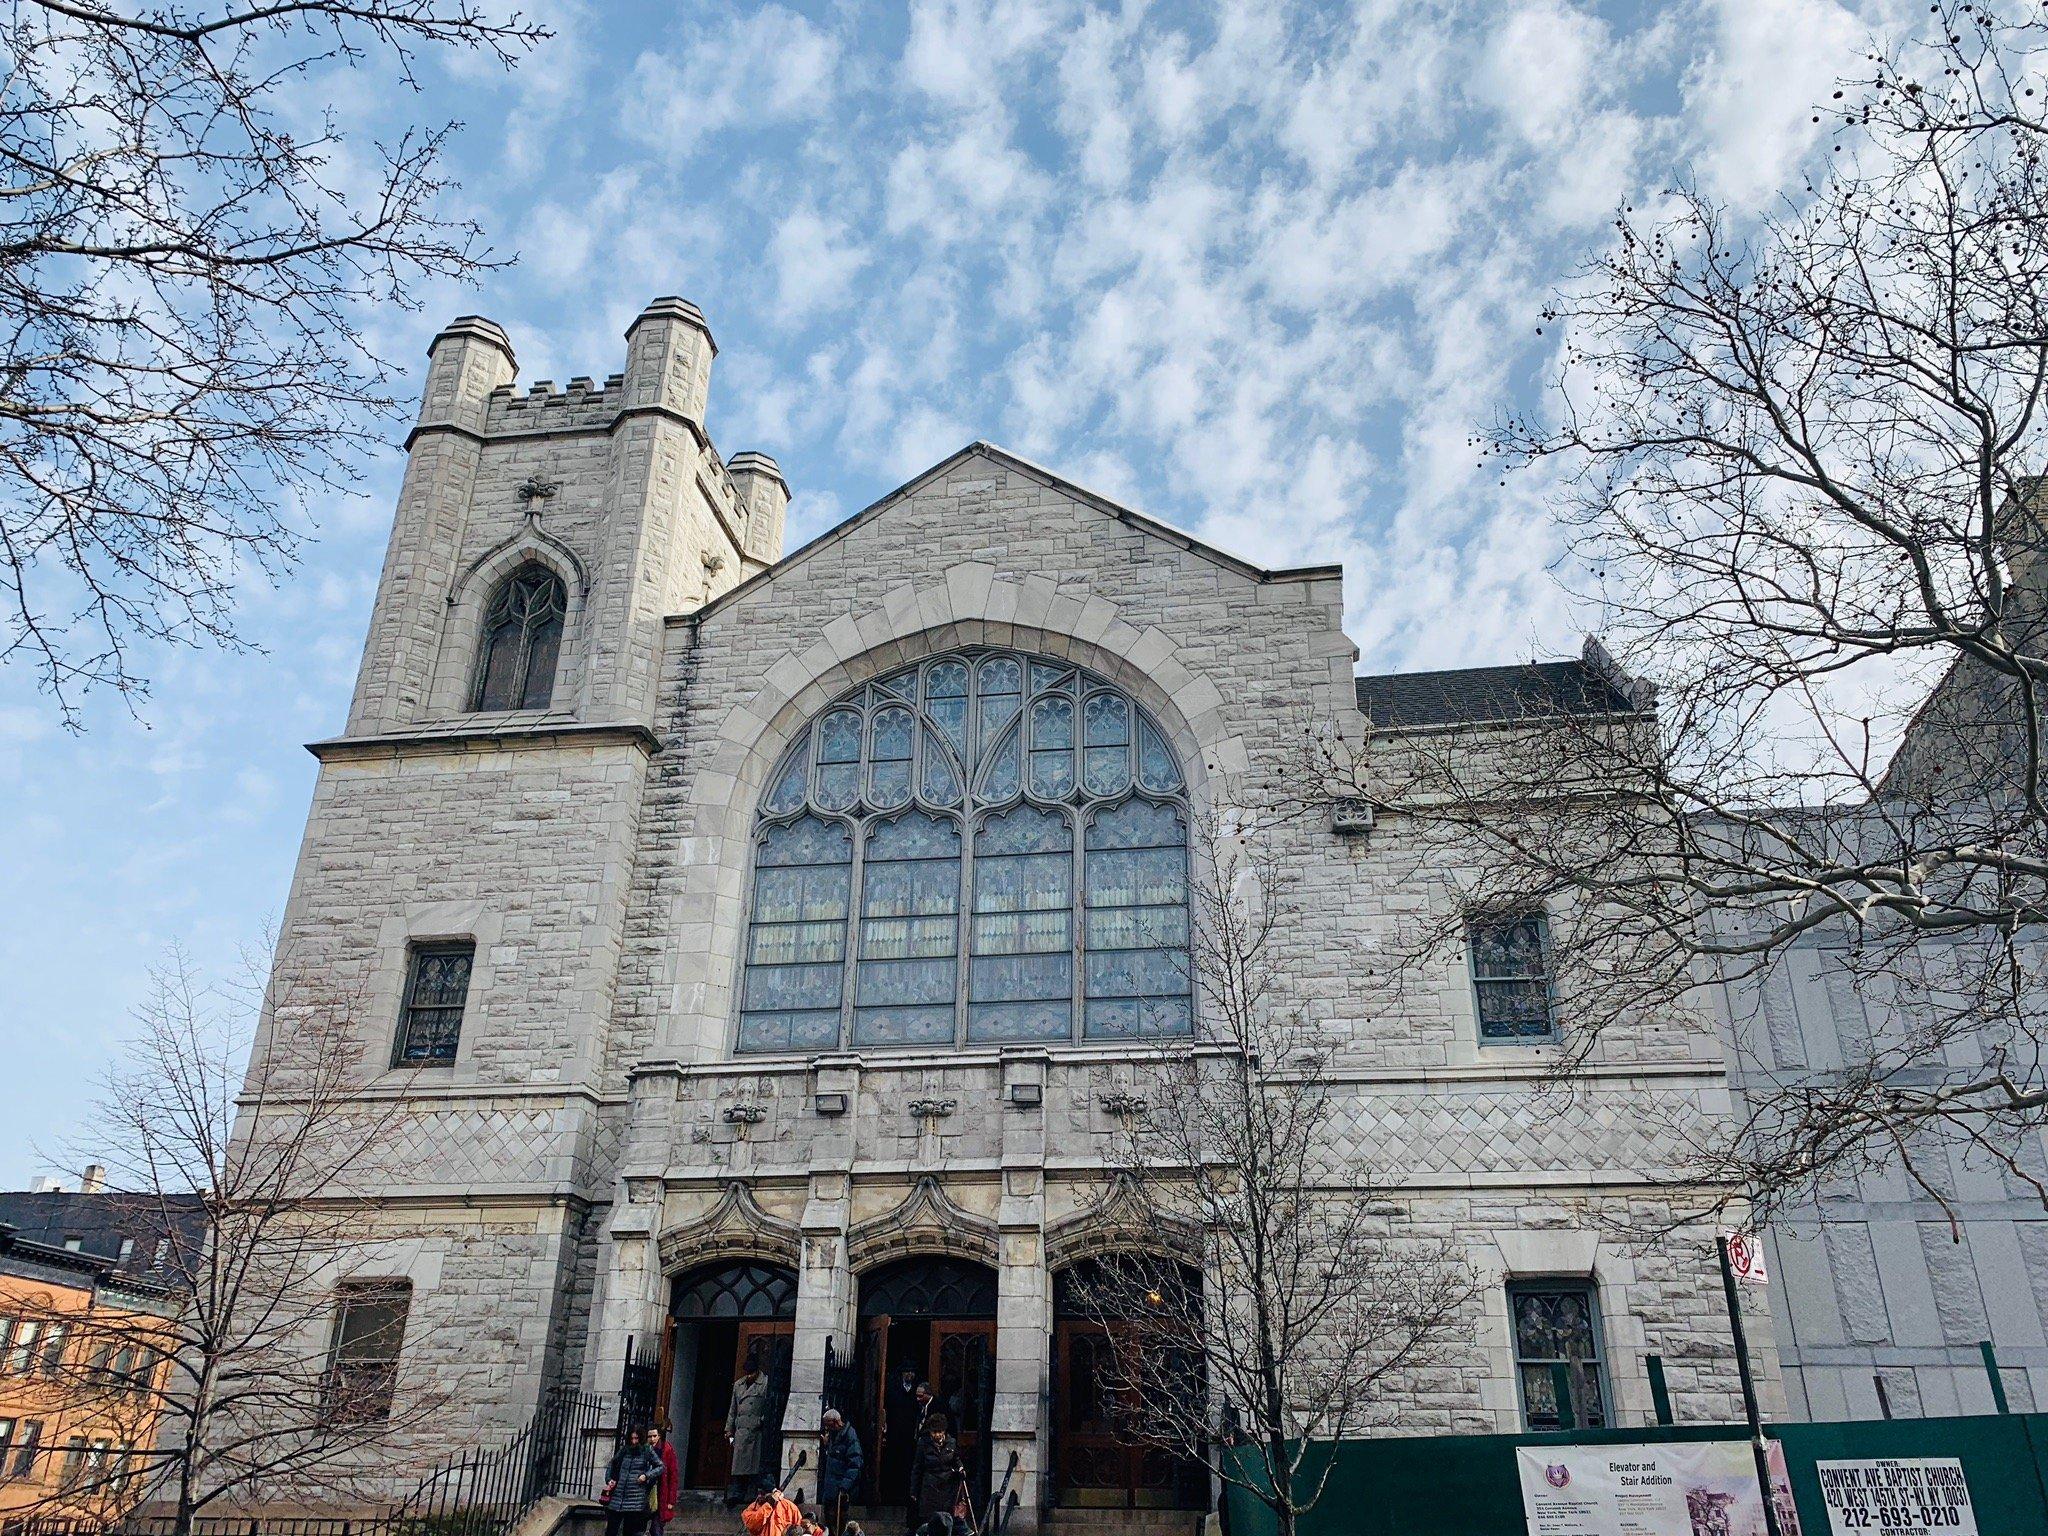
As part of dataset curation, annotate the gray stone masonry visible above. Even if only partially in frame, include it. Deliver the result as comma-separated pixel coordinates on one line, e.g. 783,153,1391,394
250,299,1779,1523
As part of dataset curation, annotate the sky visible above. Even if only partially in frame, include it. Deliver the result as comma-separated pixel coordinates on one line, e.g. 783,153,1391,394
0,0,1916,1183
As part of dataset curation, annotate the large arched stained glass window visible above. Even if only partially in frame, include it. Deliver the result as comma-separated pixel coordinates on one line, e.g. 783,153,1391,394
738,649,1192,1053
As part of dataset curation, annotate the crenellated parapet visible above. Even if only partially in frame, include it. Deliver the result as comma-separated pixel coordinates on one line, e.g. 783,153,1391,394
346,296,790,735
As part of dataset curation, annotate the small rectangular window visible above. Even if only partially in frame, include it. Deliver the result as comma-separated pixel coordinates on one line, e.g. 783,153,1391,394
1,1318,36,1374
0,1420,13,1476
1509,1281,1608,1429
1468,910,1557,1041
35,1322,67,1377
323,1280,411,1424
59,1435,87,1488
12,1420,42,1478
394,943,473,1066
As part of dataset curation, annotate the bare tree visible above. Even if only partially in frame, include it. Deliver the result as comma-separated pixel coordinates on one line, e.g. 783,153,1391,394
16,943,451,1532
0,0,547,723
1073,821,1478,1536
1353,3,2048,1219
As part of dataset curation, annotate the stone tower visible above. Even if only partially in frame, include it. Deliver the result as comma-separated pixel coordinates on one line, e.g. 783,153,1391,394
260,298,788,1449
347,298,788,733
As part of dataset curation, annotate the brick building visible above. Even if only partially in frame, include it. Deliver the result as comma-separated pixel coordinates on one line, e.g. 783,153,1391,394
0,1185,201,1523
249,298,1776,1524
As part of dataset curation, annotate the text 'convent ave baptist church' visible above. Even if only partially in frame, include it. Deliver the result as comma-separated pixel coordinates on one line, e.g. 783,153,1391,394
255,297,1780,1525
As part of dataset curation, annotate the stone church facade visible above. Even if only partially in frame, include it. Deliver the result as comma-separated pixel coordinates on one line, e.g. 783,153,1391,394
259,298,1773,1522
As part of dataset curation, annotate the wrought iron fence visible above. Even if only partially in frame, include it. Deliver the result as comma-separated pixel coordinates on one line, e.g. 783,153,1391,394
388,1388,621,1534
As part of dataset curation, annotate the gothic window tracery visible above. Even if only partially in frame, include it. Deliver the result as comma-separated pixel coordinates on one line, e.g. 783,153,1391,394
470,563,566,711
738,649,1192,1054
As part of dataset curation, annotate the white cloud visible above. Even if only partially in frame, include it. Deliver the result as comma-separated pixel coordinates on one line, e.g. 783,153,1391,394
1474,1,1610,148
625,5,839,154
771,206,872,319
902,0,1070,108
1681,0,1869,207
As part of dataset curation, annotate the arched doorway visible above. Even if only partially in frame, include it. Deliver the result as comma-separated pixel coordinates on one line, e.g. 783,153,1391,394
670,1261,797,1492
858,1255,998,1511
1050,1256,1207,1511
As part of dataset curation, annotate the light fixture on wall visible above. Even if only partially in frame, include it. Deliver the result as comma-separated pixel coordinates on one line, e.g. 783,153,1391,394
1008,1081,1043,1109
815,1091,849,1117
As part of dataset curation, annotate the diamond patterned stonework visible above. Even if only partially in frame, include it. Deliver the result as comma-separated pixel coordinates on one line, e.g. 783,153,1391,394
248,301,1781,1525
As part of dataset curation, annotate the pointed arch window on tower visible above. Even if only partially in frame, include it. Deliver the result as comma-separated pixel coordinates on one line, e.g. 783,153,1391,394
738,649,1192,1054
470,564,566,711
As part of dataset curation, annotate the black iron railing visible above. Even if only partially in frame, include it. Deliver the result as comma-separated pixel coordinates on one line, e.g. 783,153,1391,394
387,1388,621,1535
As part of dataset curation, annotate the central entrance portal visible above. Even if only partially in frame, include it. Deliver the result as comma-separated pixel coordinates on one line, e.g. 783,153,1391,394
857,1255,998,1513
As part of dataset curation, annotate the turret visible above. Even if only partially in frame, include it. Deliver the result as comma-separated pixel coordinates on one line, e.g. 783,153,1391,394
418,315,517,434
622,296,715,423
727,451,790,568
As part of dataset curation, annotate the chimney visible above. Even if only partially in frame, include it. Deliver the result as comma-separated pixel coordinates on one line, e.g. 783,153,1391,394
28,1176,65,1194
80,1164,106,1195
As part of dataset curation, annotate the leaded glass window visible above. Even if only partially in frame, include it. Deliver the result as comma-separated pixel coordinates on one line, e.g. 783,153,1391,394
1469,911,1557,1041
736,648,1192,1053
395,943,472,1065
739,817,853,1052
470,564,567,711
1508,1282,1607,1429
672,1263,798,1321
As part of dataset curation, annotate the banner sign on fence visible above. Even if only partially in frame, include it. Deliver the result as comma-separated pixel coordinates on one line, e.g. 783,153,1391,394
1517,1440,1801,1536
1813,1459,1978,1536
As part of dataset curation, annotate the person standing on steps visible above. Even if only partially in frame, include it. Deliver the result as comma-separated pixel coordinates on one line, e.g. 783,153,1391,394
906,1412,964,1536
727,1340,777,1507
817,1407,864,1535
649,1423,679,1536
602,1425,665,1536
881,1367,919,1508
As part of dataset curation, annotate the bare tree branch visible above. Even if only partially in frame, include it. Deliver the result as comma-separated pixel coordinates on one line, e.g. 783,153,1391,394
9,941,457,1535
1072,821,1479,1536
0,0,547,723
1341,3,2048,1224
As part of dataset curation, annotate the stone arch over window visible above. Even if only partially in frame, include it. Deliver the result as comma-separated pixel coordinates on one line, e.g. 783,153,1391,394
736,648,1193,1055
470,562,567,711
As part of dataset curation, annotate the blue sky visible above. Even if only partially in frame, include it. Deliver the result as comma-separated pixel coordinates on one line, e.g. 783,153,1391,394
0,0,1912,1183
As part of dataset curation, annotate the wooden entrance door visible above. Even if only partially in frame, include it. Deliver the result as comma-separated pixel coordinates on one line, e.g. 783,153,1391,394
1052,1320,1200,1509
931,1320,995,1501
684,1319,793,1490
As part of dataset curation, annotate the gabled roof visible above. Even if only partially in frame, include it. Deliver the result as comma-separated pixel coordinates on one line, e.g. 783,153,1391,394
686,441,1341,626
1355,658,1638,728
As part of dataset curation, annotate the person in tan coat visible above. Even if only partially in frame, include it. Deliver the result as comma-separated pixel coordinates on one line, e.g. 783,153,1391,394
726,1340,777,1506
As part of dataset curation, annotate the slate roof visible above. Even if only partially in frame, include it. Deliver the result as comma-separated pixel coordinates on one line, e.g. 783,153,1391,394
0,1190,205,1284
1355,658,1639,728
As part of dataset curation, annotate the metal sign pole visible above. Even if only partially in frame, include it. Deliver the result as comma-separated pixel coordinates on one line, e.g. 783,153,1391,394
1718,1233,1785,1536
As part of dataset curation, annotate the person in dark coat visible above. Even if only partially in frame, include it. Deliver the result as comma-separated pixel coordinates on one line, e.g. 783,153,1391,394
881,1367,920,1502
817,1407,864,1534
907,1412,965,1535
602,1426,665,1536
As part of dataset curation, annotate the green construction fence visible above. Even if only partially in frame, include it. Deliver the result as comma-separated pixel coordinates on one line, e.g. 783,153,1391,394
1221,1412,2048,1535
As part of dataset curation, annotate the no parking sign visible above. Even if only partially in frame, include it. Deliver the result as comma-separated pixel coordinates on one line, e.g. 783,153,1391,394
1722,1227,1768,1285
